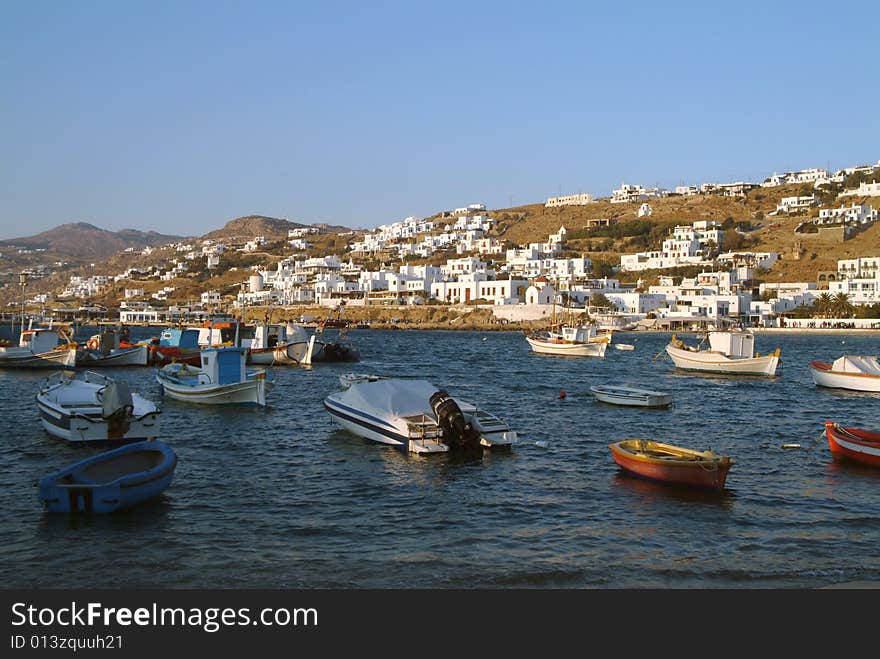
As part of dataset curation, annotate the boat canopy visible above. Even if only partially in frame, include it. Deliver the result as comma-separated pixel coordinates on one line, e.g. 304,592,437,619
338,379,439,420
708,331,754,358
832,355,880,374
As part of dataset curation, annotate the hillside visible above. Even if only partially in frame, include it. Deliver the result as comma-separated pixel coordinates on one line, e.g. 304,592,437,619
201,215,353,241
0,222,185,261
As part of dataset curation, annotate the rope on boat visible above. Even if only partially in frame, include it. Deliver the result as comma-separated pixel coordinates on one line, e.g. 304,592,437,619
808,427,827,449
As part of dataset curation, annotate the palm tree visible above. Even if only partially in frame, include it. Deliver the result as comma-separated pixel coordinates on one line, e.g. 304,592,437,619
832,292,855,318
814,292,833,317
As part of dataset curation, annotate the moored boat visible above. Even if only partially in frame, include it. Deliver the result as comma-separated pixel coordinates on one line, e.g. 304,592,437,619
36,371,161,443
324,378,517,454
591,384,672,408
809,356,880,392
244,323,312,365
614,343,635,351
77,329,149,366
665,331,780,376
0,327,77,369
148,328,202,366
38,440,177,513
156,346,273,406
824,422,880,467
609,439,733,490
526,325,608,357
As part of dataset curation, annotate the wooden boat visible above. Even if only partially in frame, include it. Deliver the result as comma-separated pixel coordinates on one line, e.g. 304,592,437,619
147,328,202,366
245,323,313,365
36,371,161,443
809,356,880,392
824,422,880,467
614,343,635,351
38,440,177,513
665,331,780,376
526,325,608,357
77,329,149,366
609,439,733,490
156,346,273,406
0,327,77,369
591,384,672,408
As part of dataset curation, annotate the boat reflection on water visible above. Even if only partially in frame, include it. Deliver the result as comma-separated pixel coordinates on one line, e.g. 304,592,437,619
611,470,735,507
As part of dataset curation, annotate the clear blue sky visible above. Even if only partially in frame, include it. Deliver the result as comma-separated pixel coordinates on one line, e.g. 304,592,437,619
1,0,878,238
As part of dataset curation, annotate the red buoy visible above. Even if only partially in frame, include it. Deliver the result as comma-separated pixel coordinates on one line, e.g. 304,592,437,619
559,390,567,399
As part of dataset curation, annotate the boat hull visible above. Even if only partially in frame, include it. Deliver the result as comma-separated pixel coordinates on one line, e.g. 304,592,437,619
609,440,732,490
37,400,160,443
157,373,270,406
809,362,880,392
38,440,177,513
247,342,309,365
591,387,672,408
0,347,77,368
666,344,779,376
825,422,880,467
150,346,202,367
526,336,607,357
77,345,149,367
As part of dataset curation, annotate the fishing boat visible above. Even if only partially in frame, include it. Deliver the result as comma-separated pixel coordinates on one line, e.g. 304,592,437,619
36,371,161,443
77,329,149,366
0,327,78,368
665,331,780,376
526,324,608,357
809,356,880,392
324,378,517,454
824,422,880,467
156,346,273,406
609,439,733,490
244,323,313,365
38,440,177,513
310,326,361,362
148,328,202,366
591,384,672,408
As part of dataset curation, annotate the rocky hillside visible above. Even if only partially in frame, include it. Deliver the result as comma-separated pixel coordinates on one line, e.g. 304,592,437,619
201,215,352,241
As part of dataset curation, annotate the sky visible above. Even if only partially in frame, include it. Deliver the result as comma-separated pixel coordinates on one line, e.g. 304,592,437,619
1,0,878,238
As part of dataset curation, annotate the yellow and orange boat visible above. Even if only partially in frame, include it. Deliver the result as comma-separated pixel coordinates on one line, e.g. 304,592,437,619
609,439,733,490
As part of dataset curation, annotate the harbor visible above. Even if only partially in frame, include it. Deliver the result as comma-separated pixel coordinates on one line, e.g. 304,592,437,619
3,325,880,588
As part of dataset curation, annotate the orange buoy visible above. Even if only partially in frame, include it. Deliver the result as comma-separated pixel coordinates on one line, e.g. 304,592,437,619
559,390,567,399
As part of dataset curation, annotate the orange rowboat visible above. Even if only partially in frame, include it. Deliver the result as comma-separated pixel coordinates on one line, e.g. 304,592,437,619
824,422,880,468
609,439,733,490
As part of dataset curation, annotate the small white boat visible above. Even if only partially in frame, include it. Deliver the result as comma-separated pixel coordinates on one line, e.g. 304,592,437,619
665,331,780,376
809,355,880,392
526,325,608,358
77,329,149,366
0,327,78,369
36,371,161,443
156,346,273,406
614,343,635,351
244,324,314,365
324,378,517,454
590,384,673,408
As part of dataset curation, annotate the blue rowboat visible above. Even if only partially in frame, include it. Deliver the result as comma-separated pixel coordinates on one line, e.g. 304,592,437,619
38,440,177,513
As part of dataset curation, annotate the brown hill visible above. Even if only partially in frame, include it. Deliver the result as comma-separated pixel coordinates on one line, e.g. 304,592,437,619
201,215,353,241
0,222,185,260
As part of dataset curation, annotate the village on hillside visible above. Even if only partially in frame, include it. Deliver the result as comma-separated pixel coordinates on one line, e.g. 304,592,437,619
3,159,880,331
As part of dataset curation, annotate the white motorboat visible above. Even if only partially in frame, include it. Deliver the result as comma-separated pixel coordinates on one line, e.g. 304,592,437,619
77,329,149,366
324,378,517,454
36,371,161,443
809,355,880,392
526,325,608,357
590,384,673,408
0,327,77,369
156,346,273,406
665,331,781,376
244,324,314,365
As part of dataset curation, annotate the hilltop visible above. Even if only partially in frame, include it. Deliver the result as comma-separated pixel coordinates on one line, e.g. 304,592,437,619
0,222,185,262
201,215,353,241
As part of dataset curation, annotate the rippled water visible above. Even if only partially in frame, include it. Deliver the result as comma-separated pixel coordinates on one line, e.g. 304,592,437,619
2,327,879,588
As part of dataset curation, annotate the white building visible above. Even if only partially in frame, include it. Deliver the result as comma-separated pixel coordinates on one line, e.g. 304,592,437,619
611,183,668,204
546,193,594,207
839,180,880,197
201,290,221,305
775,195,817,214
124,288,144,299
762,168,829,187
620,221,723,272
637,203,652,217
817,204,878,226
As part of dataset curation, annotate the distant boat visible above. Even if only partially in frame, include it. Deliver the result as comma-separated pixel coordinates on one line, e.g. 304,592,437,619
157,346,273,406
245,323,313,365
824,422,880,467
37,371,160,443
614,343,635,351
809,356,880,392
0,327,77,369
665,331,780,376
609,439,733,490
591,384,672,408
526,325,608,357
38,440,177,513
77,329,149,366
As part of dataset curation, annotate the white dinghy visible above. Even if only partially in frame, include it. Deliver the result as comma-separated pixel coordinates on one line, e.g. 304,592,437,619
590,384,673,408
809,355,880,392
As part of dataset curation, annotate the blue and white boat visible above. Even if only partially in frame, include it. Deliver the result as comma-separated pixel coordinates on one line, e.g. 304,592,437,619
38,440,177,513
156,346,273,406
324,378,517,454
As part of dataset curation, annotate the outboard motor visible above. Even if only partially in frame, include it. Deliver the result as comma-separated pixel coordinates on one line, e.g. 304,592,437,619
101,381,134,439
429,389,481,455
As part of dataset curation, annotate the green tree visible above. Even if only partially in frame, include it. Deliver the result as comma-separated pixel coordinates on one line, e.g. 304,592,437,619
831,292,855,318
814,292,833,317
